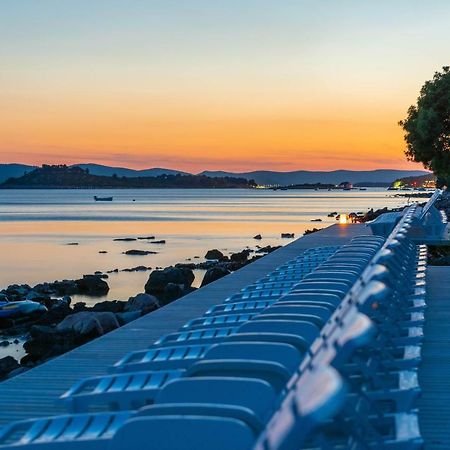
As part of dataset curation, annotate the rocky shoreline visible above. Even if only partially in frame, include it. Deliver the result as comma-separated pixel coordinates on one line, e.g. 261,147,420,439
0,240,285,380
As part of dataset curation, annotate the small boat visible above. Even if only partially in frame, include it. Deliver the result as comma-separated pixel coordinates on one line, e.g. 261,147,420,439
94,196,113,202
0,301,47,319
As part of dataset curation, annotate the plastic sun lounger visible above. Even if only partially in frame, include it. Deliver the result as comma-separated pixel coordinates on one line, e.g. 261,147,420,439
253,366,347,450
257,304,332,324
155,326,240,347
182,313,257,330
0,367,346,450
225,289,291,302
205,300,276,316
228,319,320,352
60,320,321,413
60,369,185,413
112,343,211,373
243,281,298,291
304,271,360,283
134,377,278,434
279,291,342,306
185,341,304,392
0,412,255,450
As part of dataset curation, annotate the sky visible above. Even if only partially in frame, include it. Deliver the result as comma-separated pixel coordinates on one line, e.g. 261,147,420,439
0,0,449,173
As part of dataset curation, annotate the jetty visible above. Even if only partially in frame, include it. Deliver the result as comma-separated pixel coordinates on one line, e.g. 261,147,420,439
0,190,448,449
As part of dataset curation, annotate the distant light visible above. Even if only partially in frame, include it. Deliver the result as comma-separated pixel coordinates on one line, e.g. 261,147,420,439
339,214,348,224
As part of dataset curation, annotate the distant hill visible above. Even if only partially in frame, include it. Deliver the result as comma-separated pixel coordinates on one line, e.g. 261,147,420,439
73,163,188,178
200,169,430,186
0,164,37,183
0,163,430,186
0,165,256,189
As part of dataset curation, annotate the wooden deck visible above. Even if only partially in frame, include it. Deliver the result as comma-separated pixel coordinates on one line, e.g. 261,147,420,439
0,223,368,425
418,266,450,449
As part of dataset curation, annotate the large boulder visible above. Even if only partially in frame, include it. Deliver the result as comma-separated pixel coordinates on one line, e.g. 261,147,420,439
75,275,109,296
230,249,251,263
201,267,231,287
57,311,119,336
205,249,225,260
25,290,50,303
163,283,185,304
126,293,160,314
2,284,31,301
116,311,141,325
38,299,72,325
92,300,126,313
24,325,78,363
144,267,194,297
0,356,20,379
37,280,78,296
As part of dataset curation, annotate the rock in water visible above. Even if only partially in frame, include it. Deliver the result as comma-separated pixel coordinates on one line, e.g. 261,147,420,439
0,356,20,379
163,283,185,304
281,233,295,238
92,300,126,313
57,312,119,336
123,250,157,256
116,311,141,325
75,275,109,296
144,267,195,297
230,249,250,263
256,245,282,254
205,249,225,260
201,267,231,287
126,293,160,314
253,234,262,240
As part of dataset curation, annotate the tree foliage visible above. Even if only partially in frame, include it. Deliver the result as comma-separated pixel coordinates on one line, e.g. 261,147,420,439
399,66,450,185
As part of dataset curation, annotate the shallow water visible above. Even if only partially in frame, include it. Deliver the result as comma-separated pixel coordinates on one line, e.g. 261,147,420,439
0,188,411,303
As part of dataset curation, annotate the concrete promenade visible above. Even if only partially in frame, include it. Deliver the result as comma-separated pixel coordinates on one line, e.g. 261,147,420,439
418,265,450,449
0,224,367,425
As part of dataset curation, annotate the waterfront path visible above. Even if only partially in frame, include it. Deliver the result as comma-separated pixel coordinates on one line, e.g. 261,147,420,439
0,224,367,425
418,265,450,449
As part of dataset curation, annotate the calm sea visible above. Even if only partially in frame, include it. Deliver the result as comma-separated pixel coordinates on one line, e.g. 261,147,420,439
0,188,410,304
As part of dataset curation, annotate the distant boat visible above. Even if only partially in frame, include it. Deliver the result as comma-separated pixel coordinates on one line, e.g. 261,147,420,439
359,188,367,191
94,196,113,202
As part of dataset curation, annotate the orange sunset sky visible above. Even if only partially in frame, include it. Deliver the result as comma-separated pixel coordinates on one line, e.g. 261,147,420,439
1,1,449,173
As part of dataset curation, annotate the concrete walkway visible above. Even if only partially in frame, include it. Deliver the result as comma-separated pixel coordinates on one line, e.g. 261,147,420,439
0,224,367,425
418,266,450,449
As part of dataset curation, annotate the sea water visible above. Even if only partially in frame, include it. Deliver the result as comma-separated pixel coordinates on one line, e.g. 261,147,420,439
0,188,411,304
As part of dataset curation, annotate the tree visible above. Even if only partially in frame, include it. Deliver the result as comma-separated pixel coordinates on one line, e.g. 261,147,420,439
399,66,450,186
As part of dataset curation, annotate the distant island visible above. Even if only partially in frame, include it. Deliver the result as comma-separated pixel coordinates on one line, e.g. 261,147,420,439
0,165,257,189
0,163,429,186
